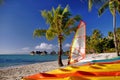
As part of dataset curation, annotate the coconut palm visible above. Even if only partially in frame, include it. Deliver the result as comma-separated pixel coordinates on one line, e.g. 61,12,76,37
33,5,81,66
90,29,103,53
88,0,120,56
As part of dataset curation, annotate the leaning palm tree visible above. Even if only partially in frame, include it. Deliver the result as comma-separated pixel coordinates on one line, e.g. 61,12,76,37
88,0,120,56
33,5,81,66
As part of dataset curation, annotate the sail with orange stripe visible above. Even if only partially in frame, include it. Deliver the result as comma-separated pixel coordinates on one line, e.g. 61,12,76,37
68,20,86,64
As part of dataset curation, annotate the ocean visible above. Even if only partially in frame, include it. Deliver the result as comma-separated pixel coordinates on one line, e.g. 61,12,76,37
0,54,67,68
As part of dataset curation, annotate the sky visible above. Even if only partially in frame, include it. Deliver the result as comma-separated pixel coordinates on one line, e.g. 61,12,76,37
0,0,120,54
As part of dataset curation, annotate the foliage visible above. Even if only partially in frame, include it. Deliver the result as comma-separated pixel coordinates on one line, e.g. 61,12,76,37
98,0,120,16
116,27,120,52
102,38,115,52
88,0,120,56
90,29,103,53
88,0,107,11
86,28,120,54
86,35,92,53
98,0,120,56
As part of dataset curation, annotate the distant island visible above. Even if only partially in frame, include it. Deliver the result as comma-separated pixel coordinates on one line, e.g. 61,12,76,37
30,50,69,56
30,50,56,55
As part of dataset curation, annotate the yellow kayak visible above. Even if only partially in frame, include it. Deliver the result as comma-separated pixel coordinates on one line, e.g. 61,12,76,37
22,62,120,80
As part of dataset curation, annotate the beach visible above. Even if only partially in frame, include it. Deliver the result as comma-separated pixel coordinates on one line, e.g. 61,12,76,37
0,53,118,80
0,59,68,80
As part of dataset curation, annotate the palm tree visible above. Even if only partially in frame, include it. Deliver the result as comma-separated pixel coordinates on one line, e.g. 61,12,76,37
116,27,120,52
88,0,120,56
90,29,103,53
33,5,81,66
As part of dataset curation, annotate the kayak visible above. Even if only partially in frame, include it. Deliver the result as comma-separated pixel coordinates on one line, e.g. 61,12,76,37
22,62,120,80
22,56,120,80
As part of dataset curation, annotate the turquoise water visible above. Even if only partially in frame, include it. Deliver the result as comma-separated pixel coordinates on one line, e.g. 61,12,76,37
0,54,67,68
92,56,120,62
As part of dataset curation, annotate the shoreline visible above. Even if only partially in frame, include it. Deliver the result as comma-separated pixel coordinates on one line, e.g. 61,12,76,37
0,59,68,80
0,59,66,70
0,53,118,80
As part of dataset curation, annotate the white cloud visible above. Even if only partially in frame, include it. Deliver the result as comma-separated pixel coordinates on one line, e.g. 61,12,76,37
35,42,54,50
22,47,30,51
64,43,71,48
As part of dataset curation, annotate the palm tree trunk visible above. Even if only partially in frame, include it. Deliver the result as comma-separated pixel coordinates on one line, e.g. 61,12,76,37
58,35,63,67
113,9,119,56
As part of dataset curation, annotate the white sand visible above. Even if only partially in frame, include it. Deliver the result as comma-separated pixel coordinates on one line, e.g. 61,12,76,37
0,53,118,80
73,53,118,65
81,53,118,62
0,59,68,80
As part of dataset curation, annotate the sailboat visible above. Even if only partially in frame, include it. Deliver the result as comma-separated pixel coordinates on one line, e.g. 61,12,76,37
68,20,86,64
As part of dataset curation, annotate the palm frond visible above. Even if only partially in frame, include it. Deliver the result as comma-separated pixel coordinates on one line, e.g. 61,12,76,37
47,11,53,24
88,0,93,11
64,25,77,36
41,10,47,18
56,5,61,11
98,1,109,16
88,0,109,11
39,5,81,43
73,15,81,21
62,5,69,15
52,7,56,15
49,26,58,33
33,29,46,38
64,15,81,29
117,0,120,14
41,10,53,25
109,0,116,16
64,18,75,28
46,29,56,40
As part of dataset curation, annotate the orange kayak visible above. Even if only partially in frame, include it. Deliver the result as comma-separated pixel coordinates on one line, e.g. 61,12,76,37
22,62,120,80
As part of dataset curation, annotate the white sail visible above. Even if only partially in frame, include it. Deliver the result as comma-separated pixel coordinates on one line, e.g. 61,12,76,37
69,20,86,64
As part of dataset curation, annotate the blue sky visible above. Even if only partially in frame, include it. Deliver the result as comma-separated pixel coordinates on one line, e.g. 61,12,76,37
0,0,120,54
